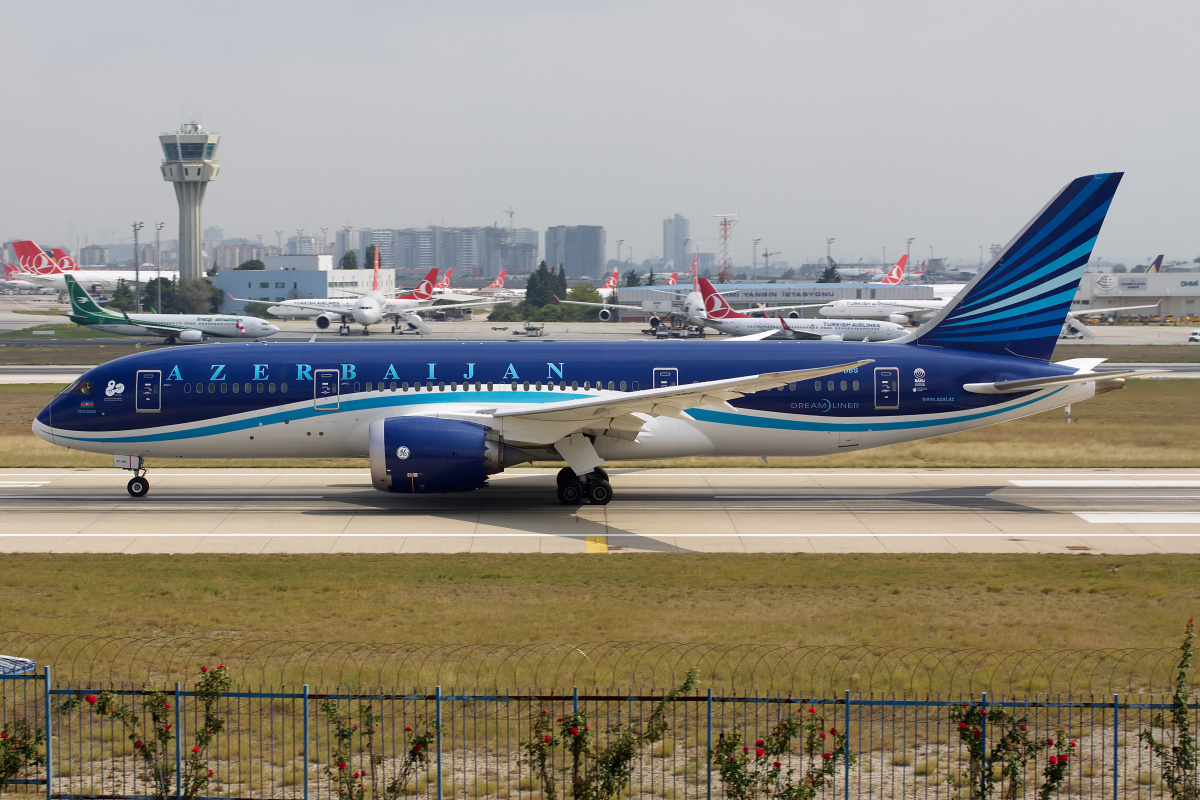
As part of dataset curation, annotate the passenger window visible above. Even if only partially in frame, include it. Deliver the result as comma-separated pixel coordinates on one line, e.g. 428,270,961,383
269,383,276,394
535,382,542,391
354,382,361,392
584,381,590,390
789,383,796,391
245,383,251,394
220,383,228,394
571,381,578,390
438,382,445,391
487,382,493,391
208,383,215,394
401,382,408,391
826,381,834,391
425,382,433,391
523,382,530,391
620,381,627,391
852,380,860,391
840,380,848,391
451,382,457,391
257,383,264,393
232,383,239,394
366,382,373,391
390,382,397,391
813,381,821,391
184,383,192,394
475,382,482,391
281,383,288,393
608,381,615,391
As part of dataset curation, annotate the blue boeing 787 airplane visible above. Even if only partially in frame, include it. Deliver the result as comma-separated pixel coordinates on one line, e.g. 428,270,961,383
35,174,1150,503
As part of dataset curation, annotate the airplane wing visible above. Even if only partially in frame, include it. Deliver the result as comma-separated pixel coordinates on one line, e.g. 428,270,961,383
487,361,873,437
745,302,830,313
1069,300,1161,317
553,295,648,313
410,298,507,314
120,313,187,335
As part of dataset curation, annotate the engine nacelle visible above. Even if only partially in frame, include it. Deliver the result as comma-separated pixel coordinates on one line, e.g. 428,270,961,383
647,315,662,328
369,416,532,493
597,308,613,322
177,330,203,343
887,314,911,325
315,314,334,330
788,310,801,319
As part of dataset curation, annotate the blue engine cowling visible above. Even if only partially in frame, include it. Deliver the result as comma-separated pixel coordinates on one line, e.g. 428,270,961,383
369,416,500,493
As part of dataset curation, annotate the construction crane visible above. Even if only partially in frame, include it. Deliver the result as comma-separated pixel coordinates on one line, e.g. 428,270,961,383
762,249,781,276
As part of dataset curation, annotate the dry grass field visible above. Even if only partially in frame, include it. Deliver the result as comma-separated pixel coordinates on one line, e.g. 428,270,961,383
2,377,1197,468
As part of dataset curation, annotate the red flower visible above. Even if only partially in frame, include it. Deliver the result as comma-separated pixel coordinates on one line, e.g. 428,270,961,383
1020,725,1028,732
1069,741,1077,748
773,761,781,768
218,664,224,669
829,728,836,735
208,770,213,778
973,731,981,739
0,733,7,739
1061,754,1069,763
164,703,170,711
819,733,826,740
1047,737,1054,746
729,756,736,762
1048,756,1058,765
743,746,749,753
192,747,200,754
352,725,358,731
822,752,831,760
163,724,170,731
756,739,764,746
556,717,563,722
583,726,588,731
807,707,816,714
85,695,97,706
338,762,346,770
135,741,143,749
200,666,207,673
958,722,967,729
405,726,413,732
755,748,765,757
544,735,551,743
413,744,422,751
570,728,579,736
540,709,547,715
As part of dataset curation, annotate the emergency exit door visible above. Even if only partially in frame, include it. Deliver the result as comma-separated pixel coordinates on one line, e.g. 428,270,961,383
136,370,161,413
314,369,340,411
652,368,679,388
874,367,900,409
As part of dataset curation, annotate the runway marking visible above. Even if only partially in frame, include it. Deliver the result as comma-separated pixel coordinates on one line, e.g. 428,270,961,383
2,532,1198,539
0,495,321,501
1076,513,1200,524
0,482,49,488
1013,480,1200,488
584,536,609,553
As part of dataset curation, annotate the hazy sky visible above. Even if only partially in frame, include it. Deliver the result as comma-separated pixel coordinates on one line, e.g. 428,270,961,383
5,0,1198,268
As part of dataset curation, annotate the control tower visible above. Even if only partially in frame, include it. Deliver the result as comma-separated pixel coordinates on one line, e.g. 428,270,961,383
159,122,220,282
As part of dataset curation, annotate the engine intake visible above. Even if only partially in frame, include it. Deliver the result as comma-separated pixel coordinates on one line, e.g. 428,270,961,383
369,416,531,493
597,308,613,322
315,314,334,330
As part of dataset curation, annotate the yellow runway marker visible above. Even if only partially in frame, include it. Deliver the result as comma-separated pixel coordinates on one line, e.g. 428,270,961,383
584,536,609,553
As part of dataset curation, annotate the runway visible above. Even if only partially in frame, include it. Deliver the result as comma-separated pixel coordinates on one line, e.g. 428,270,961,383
1,468,1198,554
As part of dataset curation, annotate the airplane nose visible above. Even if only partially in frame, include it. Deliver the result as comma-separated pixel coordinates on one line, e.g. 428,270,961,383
266,324,279,335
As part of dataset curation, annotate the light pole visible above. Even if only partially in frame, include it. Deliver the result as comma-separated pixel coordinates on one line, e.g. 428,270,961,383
154,222,165,312
906,237,915,271
131,221,144,311
826,238,835,268
616,239,624,277
752,238,761,281
979,245,984,267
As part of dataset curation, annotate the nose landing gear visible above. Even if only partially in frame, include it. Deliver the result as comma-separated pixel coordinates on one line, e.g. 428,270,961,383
115,455,150,497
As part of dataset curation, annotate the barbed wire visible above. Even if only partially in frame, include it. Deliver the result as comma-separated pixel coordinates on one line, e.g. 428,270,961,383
0,630,1189,696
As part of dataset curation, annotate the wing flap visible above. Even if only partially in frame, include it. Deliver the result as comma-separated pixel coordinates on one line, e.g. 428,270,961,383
964,370,1164,394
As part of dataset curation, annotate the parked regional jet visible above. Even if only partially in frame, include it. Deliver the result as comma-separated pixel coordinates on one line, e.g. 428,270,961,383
37,173,1153,506
697,277,906,341
65,275,277,344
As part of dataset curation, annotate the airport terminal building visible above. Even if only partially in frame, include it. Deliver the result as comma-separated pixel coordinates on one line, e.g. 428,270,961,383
1072,272,1200,320
612,282,939,321
217,255,396,314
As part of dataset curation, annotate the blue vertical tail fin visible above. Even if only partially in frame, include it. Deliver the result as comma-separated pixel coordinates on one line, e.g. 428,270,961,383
908,173,1123,361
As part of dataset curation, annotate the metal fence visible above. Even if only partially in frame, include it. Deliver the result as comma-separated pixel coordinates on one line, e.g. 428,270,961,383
3,670,1198,799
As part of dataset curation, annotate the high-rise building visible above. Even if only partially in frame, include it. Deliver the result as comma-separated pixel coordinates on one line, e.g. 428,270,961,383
545,225,606,279
78,245,110,267
663,214,689,271
159,122,220,282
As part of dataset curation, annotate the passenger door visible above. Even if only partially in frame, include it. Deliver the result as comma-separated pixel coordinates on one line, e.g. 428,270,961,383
135,370,161,413
652,368,678,388
874,367,899,410
314,369,340,411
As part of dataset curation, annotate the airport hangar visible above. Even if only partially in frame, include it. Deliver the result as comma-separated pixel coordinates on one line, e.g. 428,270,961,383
1071,272,1200,320
609,282,940,321
217,255,396,315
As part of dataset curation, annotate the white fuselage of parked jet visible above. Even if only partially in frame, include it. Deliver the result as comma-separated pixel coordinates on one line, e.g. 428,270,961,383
702,315,907,341
23,270,181,293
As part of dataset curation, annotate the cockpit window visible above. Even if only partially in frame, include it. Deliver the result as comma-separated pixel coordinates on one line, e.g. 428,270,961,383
71,381,94,396
59,381,79,395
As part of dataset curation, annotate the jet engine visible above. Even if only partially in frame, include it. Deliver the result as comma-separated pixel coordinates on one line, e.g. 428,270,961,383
787,311,802,319
315,314,335,330
647,316,662,329
888,314,911,325
177,330,204,343
597,308,613,322
368,416,533,494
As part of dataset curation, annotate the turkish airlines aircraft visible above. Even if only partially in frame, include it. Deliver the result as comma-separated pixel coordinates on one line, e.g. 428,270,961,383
698,277,906,341
11,240,180,294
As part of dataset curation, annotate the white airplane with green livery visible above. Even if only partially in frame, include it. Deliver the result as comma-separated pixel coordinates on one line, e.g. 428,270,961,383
64,274,278,344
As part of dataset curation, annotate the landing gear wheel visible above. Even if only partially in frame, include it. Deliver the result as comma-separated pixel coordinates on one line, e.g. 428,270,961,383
557,477,585,505
585,480,612,506
556,467,576,487
592,467,609,482
127,476,149,498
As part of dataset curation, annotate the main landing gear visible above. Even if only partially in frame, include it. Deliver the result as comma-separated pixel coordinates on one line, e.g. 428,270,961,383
556,467,612,506
116,455,150,497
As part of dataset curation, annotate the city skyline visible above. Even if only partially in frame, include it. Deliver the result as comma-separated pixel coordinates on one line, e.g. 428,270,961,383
4,2,1199,268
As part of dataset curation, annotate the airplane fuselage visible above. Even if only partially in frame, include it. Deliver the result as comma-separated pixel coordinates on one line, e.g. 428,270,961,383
703,316,906,341
35,340,1094,465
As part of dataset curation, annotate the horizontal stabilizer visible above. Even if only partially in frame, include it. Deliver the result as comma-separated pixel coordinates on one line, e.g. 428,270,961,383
964,369,1163,394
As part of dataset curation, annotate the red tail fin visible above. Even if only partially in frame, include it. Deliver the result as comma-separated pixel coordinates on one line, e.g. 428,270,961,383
486,269,507,289
399,268,438,300
435,268,452,289
11,241,60,274
665,272,678,285
50,249,79,270
600,270,618,291
697,277,747,320
691,253,699,292
880,254,908,285
372,247,380,292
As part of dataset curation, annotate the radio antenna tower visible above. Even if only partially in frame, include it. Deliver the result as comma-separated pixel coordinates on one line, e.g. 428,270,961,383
714,213,739,282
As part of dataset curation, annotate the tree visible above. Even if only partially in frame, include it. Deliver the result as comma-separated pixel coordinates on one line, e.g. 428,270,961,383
364,245,377,270
817,264,842,283
235,259,265,271
560,284,604,322
242,302,277,319
524,261,556,309
487,302,523,323
141,278,177,313
555,265,568,299
109,279,135,312
1112,263,1128,273
340,251,358,270
176,278,222,314
623,269,642,287
207,263,220,277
